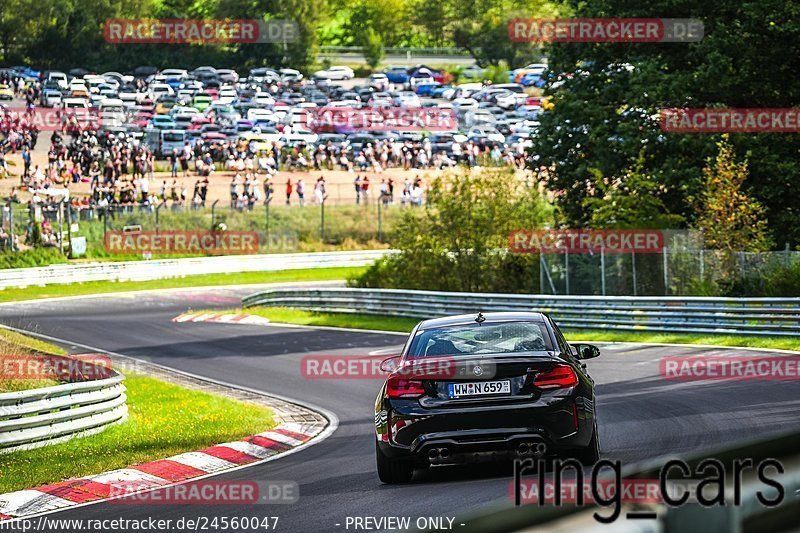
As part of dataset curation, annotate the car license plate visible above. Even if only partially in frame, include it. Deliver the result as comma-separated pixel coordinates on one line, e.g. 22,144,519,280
448,380,511,398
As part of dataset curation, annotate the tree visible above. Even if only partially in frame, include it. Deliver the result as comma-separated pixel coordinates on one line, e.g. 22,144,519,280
584,151,685,229
361,28,384,69
352,169,554,293
533,0,800,248
694,136,771,252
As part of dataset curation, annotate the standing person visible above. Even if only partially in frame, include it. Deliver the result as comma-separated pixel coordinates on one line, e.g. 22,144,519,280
285,178,293,205
199,177,208,206
140,173,149,203
354,175,362,205
21,146,31,181
170,148,179,178
296,178,305,207
314,176,325,204
181,142,191,177
230,175,240,208
361,175,370,204
264,178,274,204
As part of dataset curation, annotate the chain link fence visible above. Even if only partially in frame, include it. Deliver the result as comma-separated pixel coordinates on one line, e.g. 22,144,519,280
1,198,408,258
537,248,800,296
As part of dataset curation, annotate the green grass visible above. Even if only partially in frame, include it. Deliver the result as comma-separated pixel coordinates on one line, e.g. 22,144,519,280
239,307,800,352
226,306,419,332
0,328,65,392
561,330,800,352
0,266,366,303
0,374,275,493
25,205,404,263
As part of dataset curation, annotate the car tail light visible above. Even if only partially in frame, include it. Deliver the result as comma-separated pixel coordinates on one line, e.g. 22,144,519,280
533,364,578,390
386,375,425,398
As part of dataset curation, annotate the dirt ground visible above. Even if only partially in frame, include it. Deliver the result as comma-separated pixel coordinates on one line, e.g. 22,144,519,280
0,143,449,206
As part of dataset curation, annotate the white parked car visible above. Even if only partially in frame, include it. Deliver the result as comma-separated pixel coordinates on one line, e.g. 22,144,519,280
217,87,238,105
42,89,63,108
314,66,355,80
149,83,174,100
247,108,278,123
368,73,389,90
396,93,421,108
468,126,505,143
254,93,276,107
47,72,68,90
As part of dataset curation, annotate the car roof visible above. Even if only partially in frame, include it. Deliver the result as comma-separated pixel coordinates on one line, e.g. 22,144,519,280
417,312,550,329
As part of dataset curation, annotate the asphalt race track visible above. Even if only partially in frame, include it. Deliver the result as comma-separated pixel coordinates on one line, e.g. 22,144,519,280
2,287,800,532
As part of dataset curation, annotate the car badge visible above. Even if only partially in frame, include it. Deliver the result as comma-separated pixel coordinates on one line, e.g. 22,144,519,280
473,366,484,377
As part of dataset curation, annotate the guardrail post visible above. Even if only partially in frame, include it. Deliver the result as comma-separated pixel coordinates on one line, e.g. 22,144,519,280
265,197,272,250
211,199,219,228
377,193,383,242
320,195,328,241
564,251,570,295
663,247,669,295
700,249,705,281
155,201,163,235
6,200,14,252
600,246,606,296
632,251,637,296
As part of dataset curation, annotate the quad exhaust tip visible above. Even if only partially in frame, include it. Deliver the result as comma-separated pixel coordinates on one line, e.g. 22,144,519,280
428,447,451,461
517,441,547,458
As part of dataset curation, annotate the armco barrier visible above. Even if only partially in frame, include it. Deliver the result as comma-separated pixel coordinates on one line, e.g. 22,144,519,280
242,287,800,336
0,363,127,454
0,250,392,290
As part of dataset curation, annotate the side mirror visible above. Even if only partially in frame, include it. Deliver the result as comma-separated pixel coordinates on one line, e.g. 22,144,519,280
572,344,600,360
379,356,402,373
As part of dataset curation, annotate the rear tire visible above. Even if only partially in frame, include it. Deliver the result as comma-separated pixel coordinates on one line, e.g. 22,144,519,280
376,441,414,483
575,422,601,466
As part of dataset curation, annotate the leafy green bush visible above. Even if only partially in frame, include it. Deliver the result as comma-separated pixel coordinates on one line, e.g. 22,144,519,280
728,261,800,297
0,248,68,269
350,168,553,292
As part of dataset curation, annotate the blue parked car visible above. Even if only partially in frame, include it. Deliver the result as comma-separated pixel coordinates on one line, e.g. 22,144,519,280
414,82,440,96
430,85,453,98
385,66,410,84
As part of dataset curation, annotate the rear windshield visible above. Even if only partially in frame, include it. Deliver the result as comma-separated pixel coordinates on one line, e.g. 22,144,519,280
407,321,553,358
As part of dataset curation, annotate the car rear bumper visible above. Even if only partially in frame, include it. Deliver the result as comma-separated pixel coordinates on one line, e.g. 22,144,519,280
377,396,593,462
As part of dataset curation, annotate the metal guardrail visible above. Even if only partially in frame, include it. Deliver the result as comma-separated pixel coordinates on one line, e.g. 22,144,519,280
242,287,800,336
0,362,127,454
0,250,392,290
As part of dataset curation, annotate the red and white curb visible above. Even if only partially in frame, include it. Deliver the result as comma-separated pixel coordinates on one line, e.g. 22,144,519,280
172,312,271,325
0,420,325,520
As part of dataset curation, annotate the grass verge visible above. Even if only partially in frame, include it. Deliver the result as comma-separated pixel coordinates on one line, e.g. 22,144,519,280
0,266,366,303
234,306,419,332
0,328,65,392
239,307,800,352
0,332,275,493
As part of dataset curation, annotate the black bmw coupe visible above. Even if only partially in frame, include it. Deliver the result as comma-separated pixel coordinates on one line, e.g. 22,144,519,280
375,312,601,483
